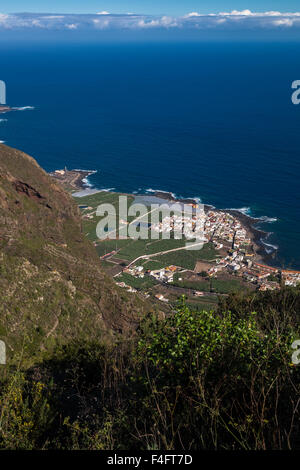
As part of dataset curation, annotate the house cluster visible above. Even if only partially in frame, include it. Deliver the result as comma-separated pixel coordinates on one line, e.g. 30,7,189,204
151,210,207,241
246,263,281,291
281,269,300,287
207,251,281,290
148,265,180,283
150,209,251,249
206,249,251,276
111,205,300,294
205,211,251,249
123,265,145,278
115,281,137,294
123,264,181,284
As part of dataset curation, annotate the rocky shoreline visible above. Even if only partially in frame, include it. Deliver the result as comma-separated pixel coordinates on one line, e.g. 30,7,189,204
0,106,11,114
151,191,278,266
50,168,97,191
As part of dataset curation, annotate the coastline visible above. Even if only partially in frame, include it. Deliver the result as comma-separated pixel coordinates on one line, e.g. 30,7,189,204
49,170,279,268
221,209,276,266
49,168,97,192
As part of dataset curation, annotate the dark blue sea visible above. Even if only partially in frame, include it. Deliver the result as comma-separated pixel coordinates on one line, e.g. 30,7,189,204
0,40,300,268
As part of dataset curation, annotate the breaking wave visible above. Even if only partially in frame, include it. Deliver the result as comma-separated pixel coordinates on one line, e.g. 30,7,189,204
223,207,252,216
82,177,93,188
145,188,178,199
191,196,202,204
255,216,278,223
260,231,279,254
13,106,35,111
79,170,97,188
261,239,279,254
223,207,278,224
145,188,203,203
73,169,97,174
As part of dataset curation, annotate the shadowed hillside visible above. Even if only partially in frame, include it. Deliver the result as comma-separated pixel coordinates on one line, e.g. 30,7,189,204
0,144,149,363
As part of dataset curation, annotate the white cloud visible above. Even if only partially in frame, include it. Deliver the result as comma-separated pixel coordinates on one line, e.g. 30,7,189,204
43,15,65,19
219,9,254,16
273,19,295,27
136,15,177,29
0,11,299,32
184,12,201,18
258,11,282,17
214,10,300,17
93,18,110,29
65,23,78,30
160,16,178,27
31,19,43,28
188,10,300,18
0,13,10,27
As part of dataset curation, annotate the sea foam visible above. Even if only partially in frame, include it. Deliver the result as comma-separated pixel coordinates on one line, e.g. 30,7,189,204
255,216,278,223
223,207,252,216
261,239,279,253
145,188,178,200
13,106,35,111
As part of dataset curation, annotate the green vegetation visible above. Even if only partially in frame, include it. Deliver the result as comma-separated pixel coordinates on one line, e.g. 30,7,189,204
116,238,186,261
171,279,211,291
74,191,135,212
171,277,245,294
199,270,208,277
0,288,299,450
184,300,218,311
75,192,217,271
75,191,138,243
211,278,246,294
268,274,280,283
137,259,171,271
144,242,217,271
95,239,131,258
117,273,158,290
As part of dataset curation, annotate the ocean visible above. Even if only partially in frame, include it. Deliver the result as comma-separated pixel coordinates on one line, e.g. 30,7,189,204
0,40,300,268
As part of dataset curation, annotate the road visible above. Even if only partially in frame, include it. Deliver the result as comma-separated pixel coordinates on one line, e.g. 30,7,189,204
126,240,206,269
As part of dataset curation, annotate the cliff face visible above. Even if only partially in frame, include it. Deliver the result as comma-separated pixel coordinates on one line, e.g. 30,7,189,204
0,144,147,362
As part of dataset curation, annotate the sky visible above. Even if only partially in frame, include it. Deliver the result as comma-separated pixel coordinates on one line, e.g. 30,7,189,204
1,1,300,15
1,2,300,39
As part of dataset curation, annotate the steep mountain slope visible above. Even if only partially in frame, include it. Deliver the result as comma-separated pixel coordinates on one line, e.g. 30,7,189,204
0,144,148,363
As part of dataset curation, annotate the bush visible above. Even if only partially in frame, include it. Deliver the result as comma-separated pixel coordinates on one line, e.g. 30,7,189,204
0,288,299,450
0,370,55,449
134,299,299,449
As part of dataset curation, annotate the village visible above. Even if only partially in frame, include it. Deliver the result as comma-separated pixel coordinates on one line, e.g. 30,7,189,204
113,207,300,299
